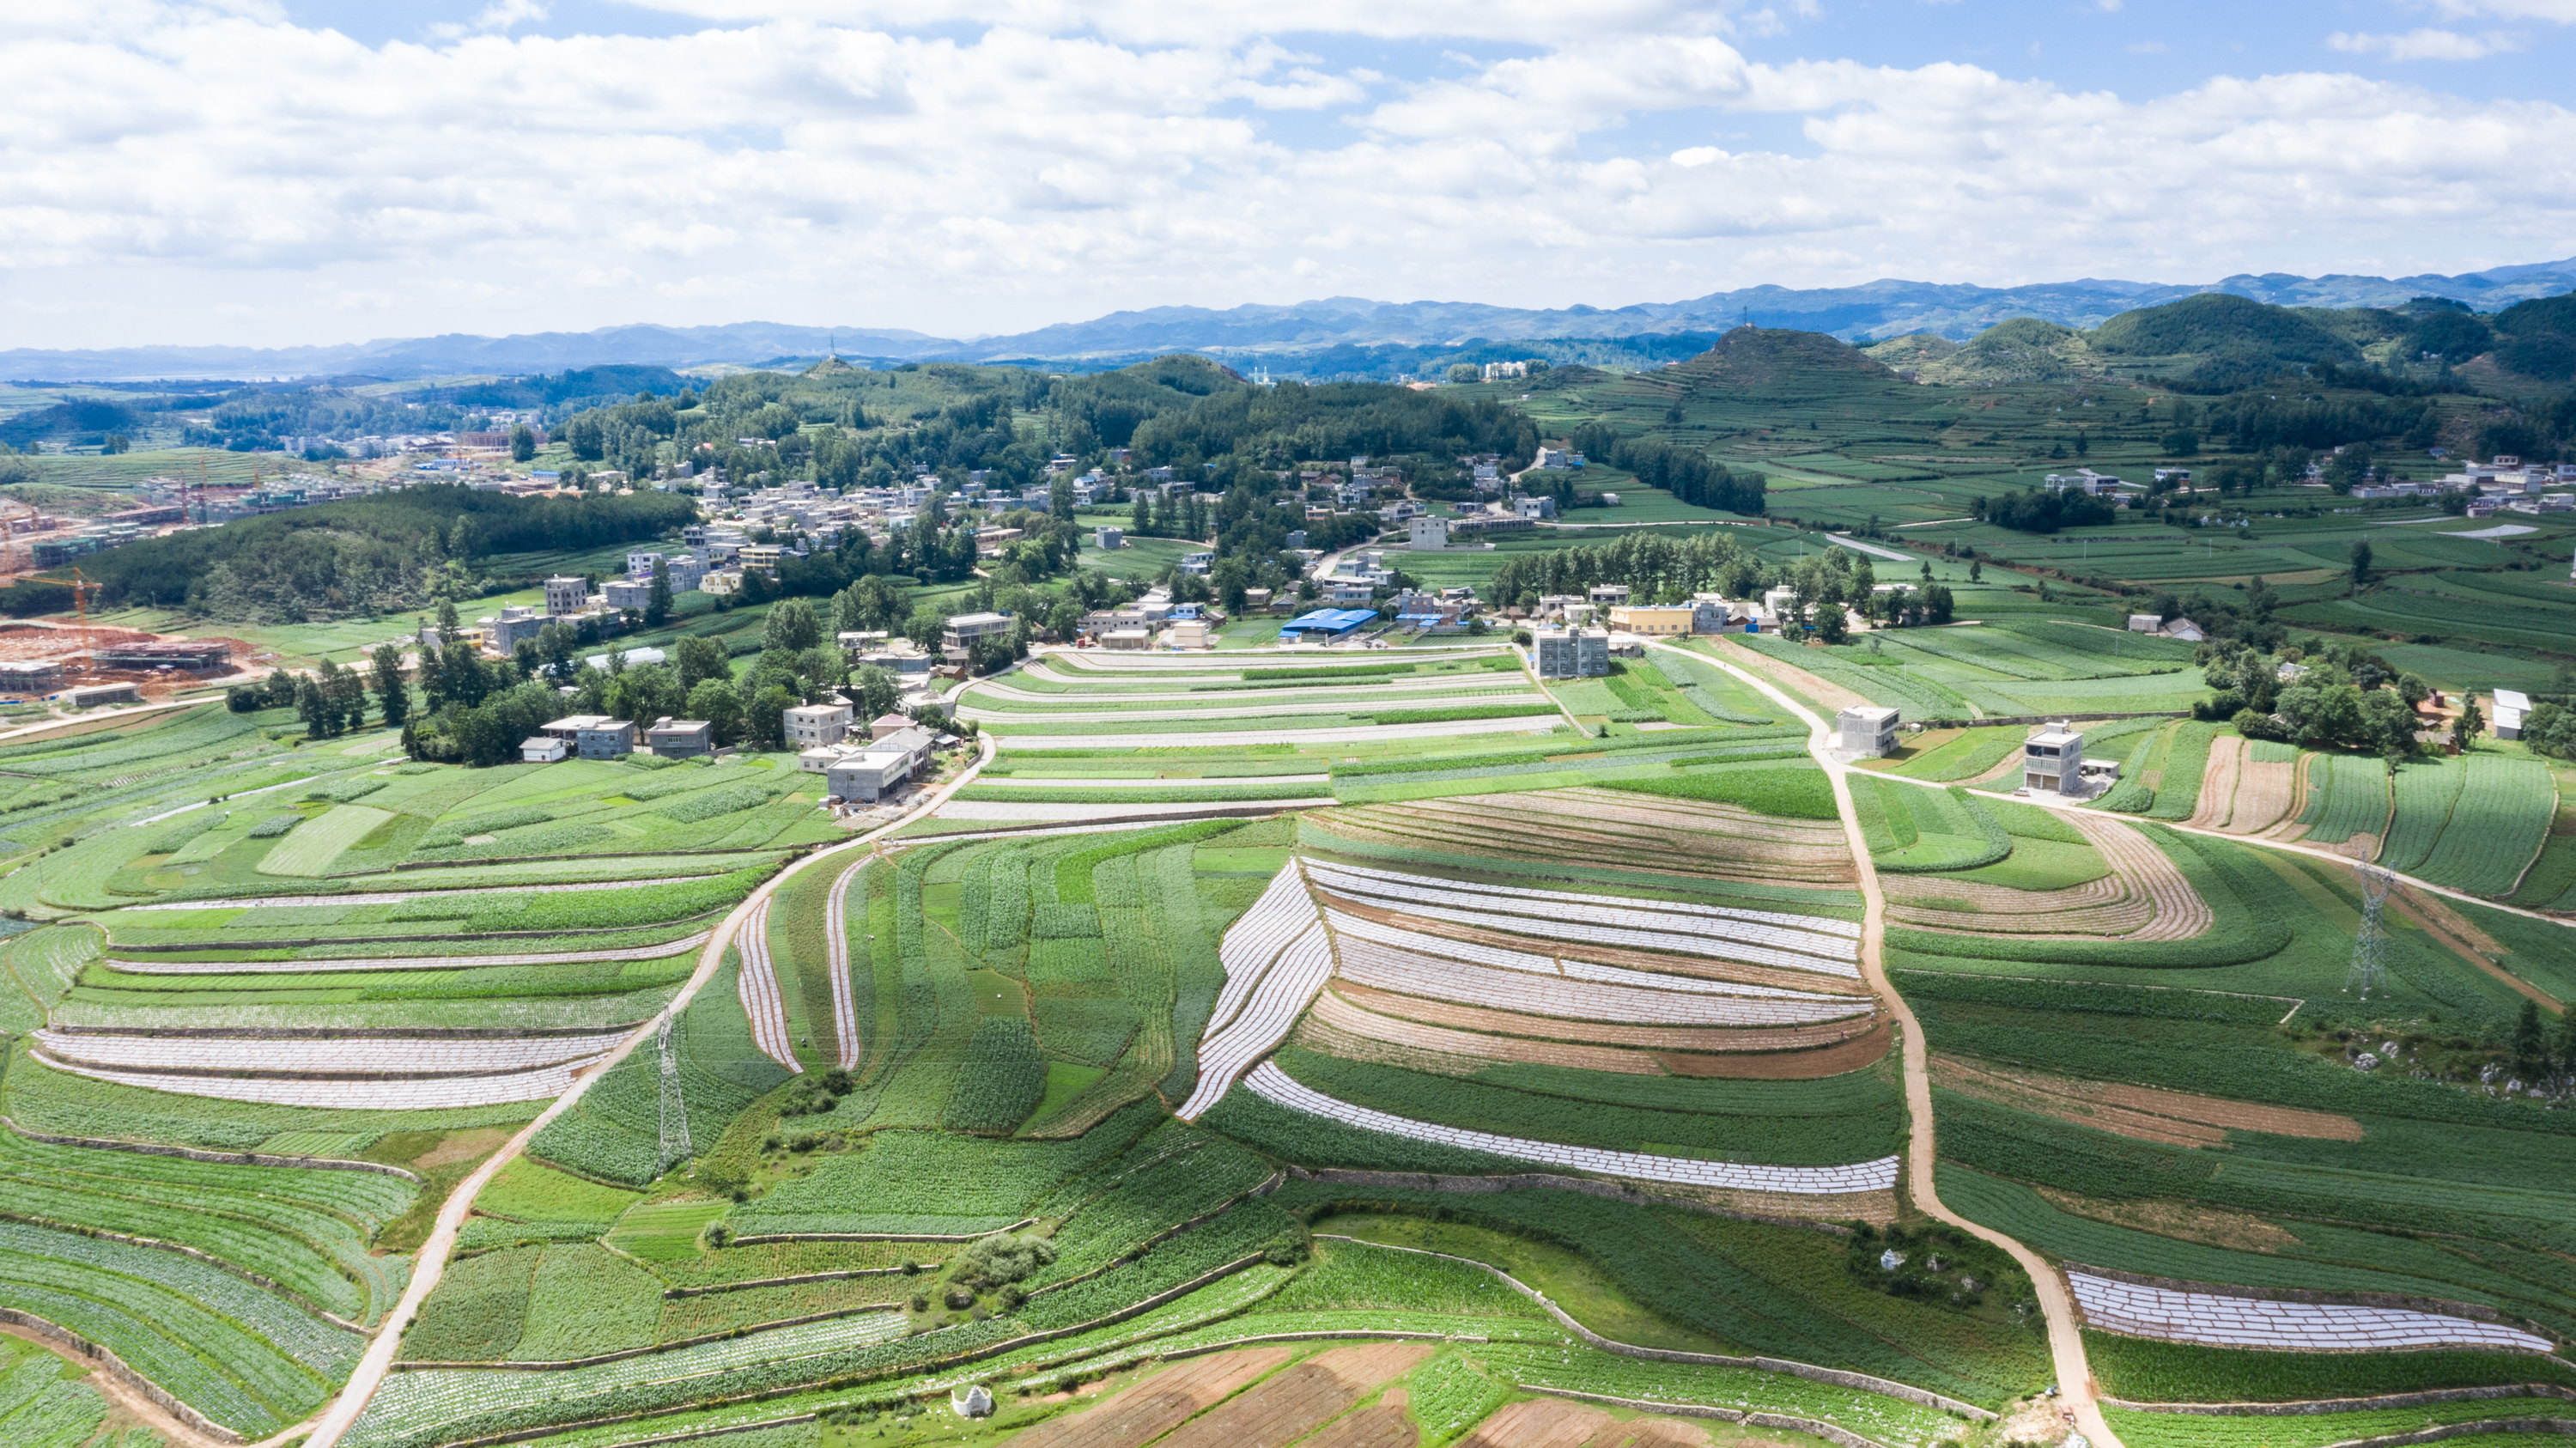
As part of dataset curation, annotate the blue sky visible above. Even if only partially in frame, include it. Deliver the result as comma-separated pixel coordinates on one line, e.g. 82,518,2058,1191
4,0,2573,348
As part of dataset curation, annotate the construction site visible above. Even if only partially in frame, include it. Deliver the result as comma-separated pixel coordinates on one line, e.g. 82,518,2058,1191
0,624,248,706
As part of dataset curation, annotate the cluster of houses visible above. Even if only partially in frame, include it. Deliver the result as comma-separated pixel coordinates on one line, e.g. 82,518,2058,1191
1521,585,1814,678
518,715,711,764
1835,707,2117,798
2351,457,2576,514
2124,612,2208,642
783,701,943,805
516,694,947,809
431,575,634,658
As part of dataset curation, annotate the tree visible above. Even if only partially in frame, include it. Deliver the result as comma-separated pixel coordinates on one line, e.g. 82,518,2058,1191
370,644,409,728
1967,559,1982,583
2276,673,2363,747
1050,475,1075,518
674,634,733,691
2348,538,2373,587
746,683,796,751
688,678,744,744
536,621,578,682
2357,689,2418,758
2452,694,2486,754
836,575,902,634
645,569,672,627
798,646,848,700
607,662,685,727
849,664,900,721
2515,999,2547,1075
295,672,334,739
510,424,536,462
2523,702,2576,761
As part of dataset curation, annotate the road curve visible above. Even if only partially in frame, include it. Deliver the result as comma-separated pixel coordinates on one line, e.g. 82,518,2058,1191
1856,748,2576,940
299,736,995,1448
1651,640,2124,1448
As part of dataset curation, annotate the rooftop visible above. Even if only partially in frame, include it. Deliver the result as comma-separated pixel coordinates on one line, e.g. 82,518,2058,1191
1283,608,1379,630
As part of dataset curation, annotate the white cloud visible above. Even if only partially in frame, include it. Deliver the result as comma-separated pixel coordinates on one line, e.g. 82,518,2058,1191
4,1,2576,349
2327,27,2520,59
431,0,549,37
2427,0,2576,19
603,0,1753,46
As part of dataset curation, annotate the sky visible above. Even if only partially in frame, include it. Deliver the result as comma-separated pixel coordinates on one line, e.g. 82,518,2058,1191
5,0,2576,350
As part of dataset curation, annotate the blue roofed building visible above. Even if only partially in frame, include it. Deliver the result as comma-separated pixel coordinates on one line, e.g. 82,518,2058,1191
1278,607,1378,642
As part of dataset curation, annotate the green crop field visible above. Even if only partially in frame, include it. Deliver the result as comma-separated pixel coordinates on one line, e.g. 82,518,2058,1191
2,340,2572,1448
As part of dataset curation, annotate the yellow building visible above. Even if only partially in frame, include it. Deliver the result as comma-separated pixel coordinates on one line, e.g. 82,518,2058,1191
1607,605,1693,636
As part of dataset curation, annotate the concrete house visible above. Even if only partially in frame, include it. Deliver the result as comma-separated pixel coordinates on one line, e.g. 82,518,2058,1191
2023,721,2084,794
784,700,854,749
1533,626,1609,678
575,719,636,759
645,718,714,758
1838,705,1899,758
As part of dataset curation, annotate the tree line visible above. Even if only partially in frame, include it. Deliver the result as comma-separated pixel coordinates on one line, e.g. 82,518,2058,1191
1562,425,1767,514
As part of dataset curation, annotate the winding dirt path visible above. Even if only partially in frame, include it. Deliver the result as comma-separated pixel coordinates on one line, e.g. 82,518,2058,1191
1856,740,2576,944
297,734,996,1448
0,1322,240,1448
1650,641,2123,1448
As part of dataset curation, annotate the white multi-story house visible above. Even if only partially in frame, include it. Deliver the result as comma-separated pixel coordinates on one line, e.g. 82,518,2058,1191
784,701,854,751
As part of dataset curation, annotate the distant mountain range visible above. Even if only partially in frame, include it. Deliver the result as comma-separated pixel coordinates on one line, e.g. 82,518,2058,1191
10,259,2573,383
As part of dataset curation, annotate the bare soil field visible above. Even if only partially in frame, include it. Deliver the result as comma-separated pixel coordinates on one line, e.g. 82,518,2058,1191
1934,1055,2362,1148
1329,983,1879,1054
1009,1347,1298,1448
1156,1344,1434,1448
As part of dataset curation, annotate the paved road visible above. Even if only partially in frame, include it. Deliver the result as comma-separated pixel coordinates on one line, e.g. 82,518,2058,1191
1650,640,2126,1448
297,735,996,1448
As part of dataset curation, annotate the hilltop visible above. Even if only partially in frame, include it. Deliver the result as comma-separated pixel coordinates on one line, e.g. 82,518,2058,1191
1668,326,1902,393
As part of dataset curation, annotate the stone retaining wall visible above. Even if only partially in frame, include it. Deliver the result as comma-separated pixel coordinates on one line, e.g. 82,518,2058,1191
0,1305,244,1444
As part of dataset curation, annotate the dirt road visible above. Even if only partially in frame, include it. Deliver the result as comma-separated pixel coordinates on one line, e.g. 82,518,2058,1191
1650,640,2123,1448
297,736,994,1448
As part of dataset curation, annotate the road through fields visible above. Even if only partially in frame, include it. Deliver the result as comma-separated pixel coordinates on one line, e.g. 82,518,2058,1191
296,732,995,1448
1649,640,2126,1448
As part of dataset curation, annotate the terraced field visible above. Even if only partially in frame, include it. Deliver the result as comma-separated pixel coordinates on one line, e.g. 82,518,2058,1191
2171,743,2560,897
0,629,2566,1448
1728,619,2205,722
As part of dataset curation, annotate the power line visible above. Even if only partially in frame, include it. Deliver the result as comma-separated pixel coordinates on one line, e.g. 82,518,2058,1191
2345,861,2392,1000
656,1013,693,1172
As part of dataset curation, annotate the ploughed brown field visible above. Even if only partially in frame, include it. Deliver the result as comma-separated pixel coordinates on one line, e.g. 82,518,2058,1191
1155,1342,1434,1448
1932,1054,2363,1147
1454,1397,1712,1448
1008,1347,1297,1448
